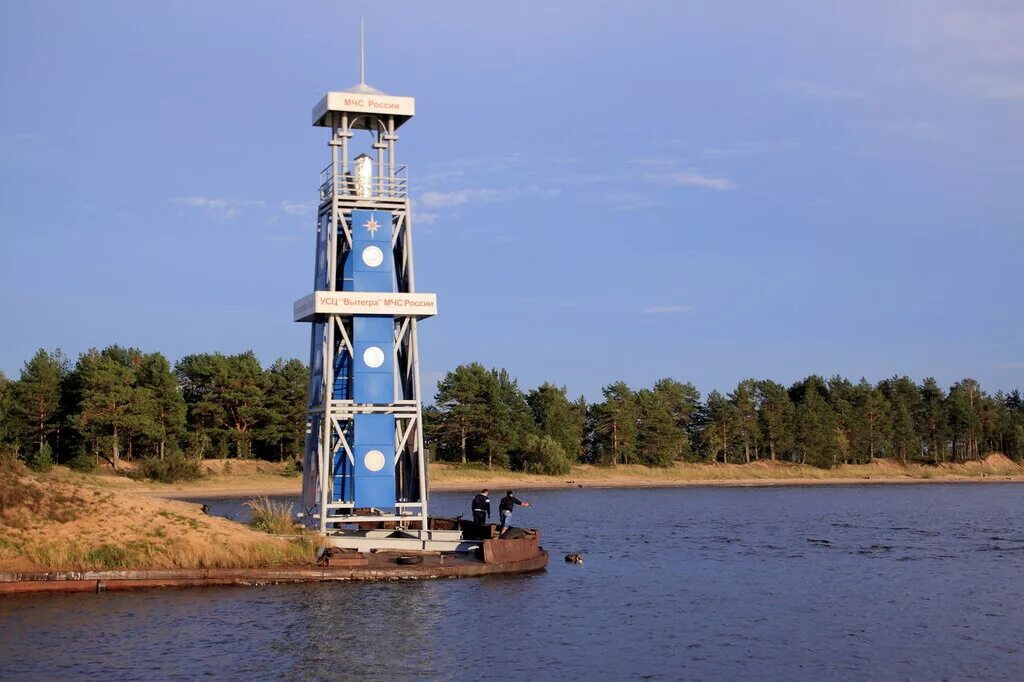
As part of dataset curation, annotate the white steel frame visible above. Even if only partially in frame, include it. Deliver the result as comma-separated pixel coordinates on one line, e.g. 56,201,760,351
303,110,429,534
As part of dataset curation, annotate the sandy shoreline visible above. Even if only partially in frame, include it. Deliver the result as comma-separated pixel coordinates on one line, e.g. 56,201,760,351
58,456,1024,500
140,472,1024,500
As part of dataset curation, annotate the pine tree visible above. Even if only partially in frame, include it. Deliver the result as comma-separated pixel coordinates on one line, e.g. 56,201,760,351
433,363,492,463
137,352,187,459
527,382,584,463
754,380,794,462
260,358,309,461
948,379,983,461
13,348,66,454
484,368,534,469
700,390,739,463
176,352,267,458
730,380,761,463
176,353,227,457
847,379,890,463
634,388,678,466
590,382,638,465
790,376,838,467
652,378,701,461
918,378,948,462
1003,390,1024,460
73,348,135,469
878,376,921,463
827,376,856,465
0,371,14,450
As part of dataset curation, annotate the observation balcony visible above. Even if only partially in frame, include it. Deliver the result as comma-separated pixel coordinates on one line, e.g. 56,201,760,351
319,163,408,206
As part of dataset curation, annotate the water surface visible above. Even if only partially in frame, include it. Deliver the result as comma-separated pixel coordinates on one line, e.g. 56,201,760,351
2,484,1023,680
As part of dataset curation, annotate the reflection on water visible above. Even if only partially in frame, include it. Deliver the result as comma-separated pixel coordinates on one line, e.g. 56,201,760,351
2,485,1024,680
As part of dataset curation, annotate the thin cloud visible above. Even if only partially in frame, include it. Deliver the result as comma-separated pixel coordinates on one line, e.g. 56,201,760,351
887,120,945,140
780,78,865,101
964,73,1024,101
936,6,1024,64
699,141,791,159
171,196,264,219
586,192,664,211
610,195,663,210
628,158,679,168
1001,362,1024,370
420,188,504,208
415,211,439,225
661,171,735,191
280,200,317,216
419,185,557,209
642,305,692,315
898,5,1024,101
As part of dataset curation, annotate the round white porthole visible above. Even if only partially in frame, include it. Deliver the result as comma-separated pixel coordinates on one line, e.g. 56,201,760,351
363,346,385,368
364,449,386,472
361,245,384,268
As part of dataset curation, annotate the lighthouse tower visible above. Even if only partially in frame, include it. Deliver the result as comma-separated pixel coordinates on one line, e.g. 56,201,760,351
294,55,438,537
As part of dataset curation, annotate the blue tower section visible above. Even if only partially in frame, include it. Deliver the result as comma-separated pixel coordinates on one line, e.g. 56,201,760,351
331,209,397,509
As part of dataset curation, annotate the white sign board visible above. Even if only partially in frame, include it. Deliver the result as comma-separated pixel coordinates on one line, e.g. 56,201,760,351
313,92,415,125
294,291,438,322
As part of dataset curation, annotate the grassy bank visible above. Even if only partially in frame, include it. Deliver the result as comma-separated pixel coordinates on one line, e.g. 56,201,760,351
0,462,312,573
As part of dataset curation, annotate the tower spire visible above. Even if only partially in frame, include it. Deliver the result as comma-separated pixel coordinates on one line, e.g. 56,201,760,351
359,17,365,85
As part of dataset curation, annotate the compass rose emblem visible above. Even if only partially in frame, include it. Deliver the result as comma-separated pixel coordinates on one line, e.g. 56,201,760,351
362,214,381,237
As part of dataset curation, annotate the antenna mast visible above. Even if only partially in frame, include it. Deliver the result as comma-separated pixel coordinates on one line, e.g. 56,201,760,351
359,17,365,85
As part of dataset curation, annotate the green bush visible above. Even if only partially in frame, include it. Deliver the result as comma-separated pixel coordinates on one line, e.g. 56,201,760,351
281,460,302,478
131,454,204,483
28,444,54,473
516,435,573,476
67,452,96,473
84,544,129,568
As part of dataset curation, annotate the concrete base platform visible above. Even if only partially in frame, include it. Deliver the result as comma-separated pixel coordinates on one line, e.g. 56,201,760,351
0,550,548,595
323,528,478,553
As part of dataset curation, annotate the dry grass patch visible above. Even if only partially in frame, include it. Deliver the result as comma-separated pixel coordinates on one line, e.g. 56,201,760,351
0,471,314,572
244,496,298,534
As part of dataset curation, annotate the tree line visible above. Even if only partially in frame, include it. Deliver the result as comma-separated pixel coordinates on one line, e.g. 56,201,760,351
424,363,1024,473
0,347,308,468
3,348,1022,474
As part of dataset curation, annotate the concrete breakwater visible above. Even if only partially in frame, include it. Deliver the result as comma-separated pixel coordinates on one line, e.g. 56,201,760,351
0,550,549,595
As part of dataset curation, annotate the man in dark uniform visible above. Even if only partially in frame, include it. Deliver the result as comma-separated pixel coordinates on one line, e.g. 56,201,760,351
471,488,491,526
498,490,530,536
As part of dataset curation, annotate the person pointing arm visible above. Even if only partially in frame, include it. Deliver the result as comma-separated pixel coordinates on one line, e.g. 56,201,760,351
498,490,531,537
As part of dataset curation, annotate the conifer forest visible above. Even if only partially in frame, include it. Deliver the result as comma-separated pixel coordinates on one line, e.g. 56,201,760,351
2,348,1022,476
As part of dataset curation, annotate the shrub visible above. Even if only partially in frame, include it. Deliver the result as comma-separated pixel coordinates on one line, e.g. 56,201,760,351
28,444,54,473
281,460,302,478
131,454,204,483
516,435,573,476
245,496,296,534
185,432,211,459
67,452,96,473
0,443,23,475
83,543,130,569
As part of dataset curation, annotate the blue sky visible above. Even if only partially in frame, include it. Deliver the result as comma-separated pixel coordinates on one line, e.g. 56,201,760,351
1,1,1021,401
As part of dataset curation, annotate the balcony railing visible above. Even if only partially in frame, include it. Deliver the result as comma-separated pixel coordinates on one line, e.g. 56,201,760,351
320,163,408,203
